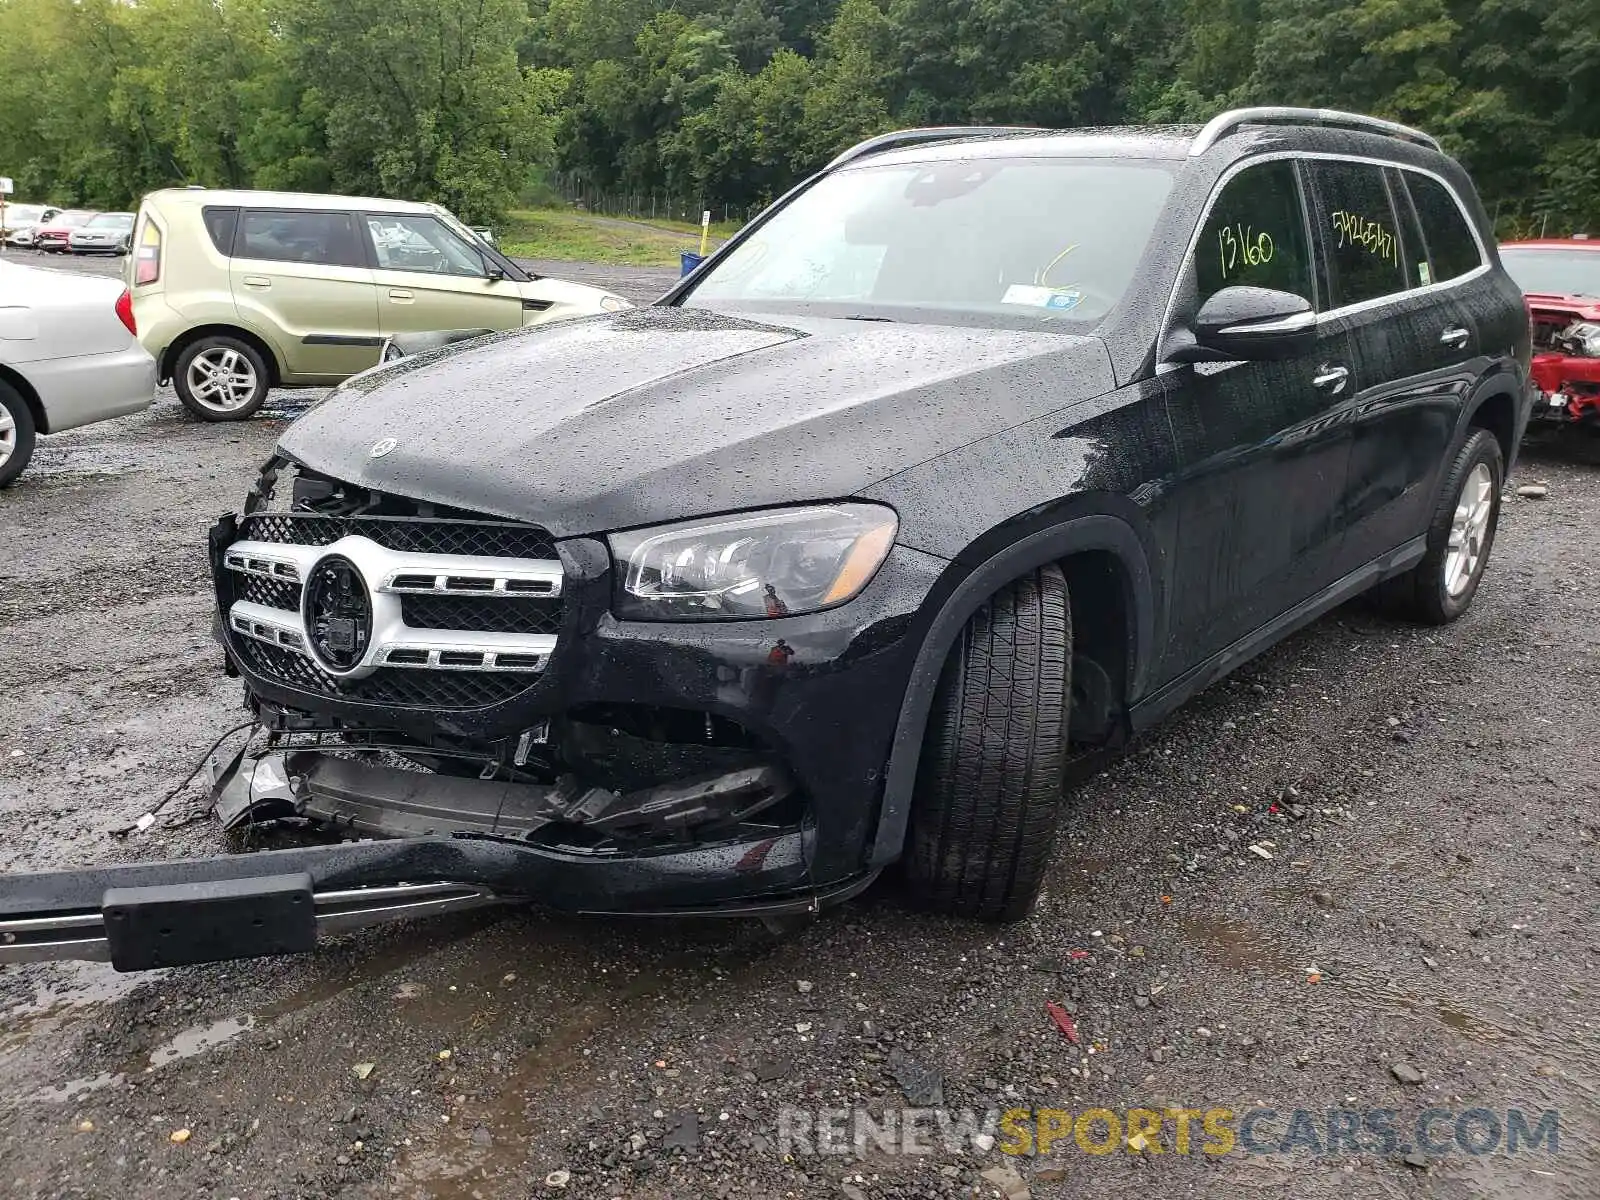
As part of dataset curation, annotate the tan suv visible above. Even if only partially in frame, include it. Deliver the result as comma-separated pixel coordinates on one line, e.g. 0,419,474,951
128,188,631,420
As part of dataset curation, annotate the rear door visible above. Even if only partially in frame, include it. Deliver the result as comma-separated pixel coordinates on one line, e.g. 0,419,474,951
230,209,381,378
1306,160,1477,573
1156,156,1357,678
360,212,525,337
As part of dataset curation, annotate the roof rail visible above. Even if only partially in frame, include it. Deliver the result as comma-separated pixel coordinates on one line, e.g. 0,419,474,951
824,126,1045,171
1188,107,1440,157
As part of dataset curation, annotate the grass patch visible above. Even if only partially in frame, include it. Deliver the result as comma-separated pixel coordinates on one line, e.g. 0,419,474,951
497,208,739,267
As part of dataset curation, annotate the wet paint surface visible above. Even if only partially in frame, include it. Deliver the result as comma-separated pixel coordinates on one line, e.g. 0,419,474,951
1,244,1594,1199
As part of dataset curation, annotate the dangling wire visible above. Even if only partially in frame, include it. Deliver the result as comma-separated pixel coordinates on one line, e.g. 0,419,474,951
111,721,259,837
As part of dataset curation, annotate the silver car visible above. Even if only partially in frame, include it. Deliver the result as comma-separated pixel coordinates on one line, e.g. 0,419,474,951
1,204,63,248
68,211,135,255
0,260,156,486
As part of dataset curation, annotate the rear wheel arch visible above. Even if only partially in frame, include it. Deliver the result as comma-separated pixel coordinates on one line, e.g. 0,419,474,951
0,364,48,434
161,324,282,388
868,512,1155,868
1465,388,1517,456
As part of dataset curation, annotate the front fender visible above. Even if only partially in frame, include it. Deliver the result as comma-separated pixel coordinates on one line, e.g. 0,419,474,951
867,512,1155,867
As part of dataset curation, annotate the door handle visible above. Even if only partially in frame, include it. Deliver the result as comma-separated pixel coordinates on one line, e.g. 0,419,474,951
387,289,414,302
241,275,271,289
1439,326,1470,350
1312,364,1350,394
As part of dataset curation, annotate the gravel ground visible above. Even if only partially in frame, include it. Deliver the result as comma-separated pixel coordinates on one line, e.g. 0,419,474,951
0,252,1597,1200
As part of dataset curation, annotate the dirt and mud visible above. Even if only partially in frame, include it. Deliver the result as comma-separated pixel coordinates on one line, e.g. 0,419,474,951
0,253,1596,1200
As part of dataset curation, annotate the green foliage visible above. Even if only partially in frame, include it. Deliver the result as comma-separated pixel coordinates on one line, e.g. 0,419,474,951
0,0,1592,231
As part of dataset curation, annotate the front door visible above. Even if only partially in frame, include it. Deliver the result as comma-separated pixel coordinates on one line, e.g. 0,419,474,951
1307,160,1476,573
1155,157,1356,684
230,208,381,379
361,213,526,337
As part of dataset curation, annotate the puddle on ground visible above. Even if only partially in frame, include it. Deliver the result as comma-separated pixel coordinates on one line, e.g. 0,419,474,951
383,954,678,1200
1,962,155,1054
27,446,157,478
147,1014,255,1067
1179,915,1300,973
24,1013,259,1105
31,1070,123,1105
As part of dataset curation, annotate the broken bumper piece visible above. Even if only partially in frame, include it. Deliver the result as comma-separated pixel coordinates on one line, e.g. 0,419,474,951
0,751,876,971
215,749,795,844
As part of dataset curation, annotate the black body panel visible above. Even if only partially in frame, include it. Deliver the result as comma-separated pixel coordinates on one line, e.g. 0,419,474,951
5,117,1530,947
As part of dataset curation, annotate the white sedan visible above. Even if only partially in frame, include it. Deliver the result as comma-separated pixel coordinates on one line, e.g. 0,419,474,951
0,260,156,486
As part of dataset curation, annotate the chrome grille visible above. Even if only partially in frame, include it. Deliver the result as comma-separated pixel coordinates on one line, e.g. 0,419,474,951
219,514,564,710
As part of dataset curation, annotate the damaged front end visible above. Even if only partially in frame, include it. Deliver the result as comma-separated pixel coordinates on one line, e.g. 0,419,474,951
0,455,913,972
1529,309,1600,427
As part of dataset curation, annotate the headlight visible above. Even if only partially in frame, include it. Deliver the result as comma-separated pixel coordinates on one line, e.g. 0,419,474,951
609,503,898,621
599,294,631,312
1558,321,1600,357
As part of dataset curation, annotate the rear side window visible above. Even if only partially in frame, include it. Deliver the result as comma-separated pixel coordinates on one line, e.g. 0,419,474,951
1403,173,1484,283
203,206,239,255
1384,168,1431,289
1195,160,1315,308
1309,161,1407,307
237,209,365,268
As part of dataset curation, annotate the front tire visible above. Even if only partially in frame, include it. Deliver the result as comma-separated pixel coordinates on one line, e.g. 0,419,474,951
1374,429,1504,624
903,565,1071,922
0,382,38,488
173,336,270,421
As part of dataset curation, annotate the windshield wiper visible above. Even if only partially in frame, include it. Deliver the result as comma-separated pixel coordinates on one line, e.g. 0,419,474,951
841,314,895,323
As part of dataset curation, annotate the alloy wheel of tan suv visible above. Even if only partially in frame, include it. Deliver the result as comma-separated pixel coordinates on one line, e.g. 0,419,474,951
174,336,270,421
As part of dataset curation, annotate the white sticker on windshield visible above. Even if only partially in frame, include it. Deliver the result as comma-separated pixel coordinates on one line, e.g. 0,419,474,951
1002,284,1083,312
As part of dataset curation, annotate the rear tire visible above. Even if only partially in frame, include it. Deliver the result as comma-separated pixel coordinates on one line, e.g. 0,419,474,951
903,564,1071,922
174,335,270,421
0,382,38,488
1372,429,1503,624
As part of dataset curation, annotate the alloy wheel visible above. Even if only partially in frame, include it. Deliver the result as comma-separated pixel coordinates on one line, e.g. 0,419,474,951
1443,461,1493,597
185,347,259,414
0,404,15,469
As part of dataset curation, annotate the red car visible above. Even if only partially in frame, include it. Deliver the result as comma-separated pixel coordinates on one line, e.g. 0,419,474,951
1500,237,1600,428
31,209,94,253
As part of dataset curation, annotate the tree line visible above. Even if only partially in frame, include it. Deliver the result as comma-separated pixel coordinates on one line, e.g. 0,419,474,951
0,0,1592,234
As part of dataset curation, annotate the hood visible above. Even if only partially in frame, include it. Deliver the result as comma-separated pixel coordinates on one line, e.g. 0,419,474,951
1523,292,1600,321
278,306,1114,536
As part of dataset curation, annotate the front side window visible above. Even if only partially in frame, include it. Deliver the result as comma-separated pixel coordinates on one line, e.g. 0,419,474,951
1404,173,1484,284
1309,161,1407,307
365,214,487,277
238,210,365,267
1194,160,1315,309
686,157,1176,328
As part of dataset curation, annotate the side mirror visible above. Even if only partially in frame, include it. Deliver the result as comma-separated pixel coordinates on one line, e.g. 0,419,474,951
1174,286,1316,363
484,262,505,281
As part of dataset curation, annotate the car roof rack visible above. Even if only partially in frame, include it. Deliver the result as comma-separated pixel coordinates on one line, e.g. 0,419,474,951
1188,107,1440,157
824,126,1046,171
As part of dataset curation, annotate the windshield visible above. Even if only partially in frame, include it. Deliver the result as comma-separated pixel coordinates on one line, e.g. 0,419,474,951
685,157,1176,328
85,212,133,229
1501,247,1600,297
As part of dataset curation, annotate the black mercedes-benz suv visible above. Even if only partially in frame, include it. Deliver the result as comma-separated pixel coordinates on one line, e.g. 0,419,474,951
0,108,1536,971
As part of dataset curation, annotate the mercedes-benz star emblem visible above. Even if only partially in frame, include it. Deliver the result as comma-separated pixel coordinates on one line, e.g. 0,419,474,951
370,437,398,458
303,554,372,673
